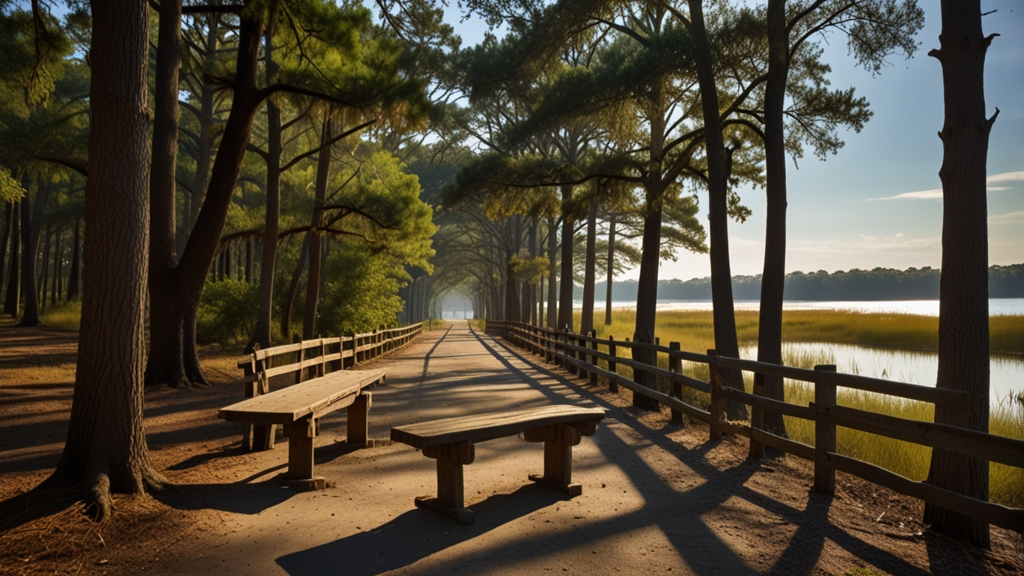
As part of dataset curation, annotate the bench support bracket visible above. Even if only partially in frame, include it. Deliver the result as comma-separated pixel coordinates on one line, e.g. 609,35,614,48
525,424,585,496
415,441,475,525
347,392,371,445
280,415,325,490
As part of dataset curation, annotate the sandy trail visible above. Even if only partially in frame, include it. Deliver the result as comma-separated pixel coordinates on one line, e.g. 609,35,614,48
2,320,1018,575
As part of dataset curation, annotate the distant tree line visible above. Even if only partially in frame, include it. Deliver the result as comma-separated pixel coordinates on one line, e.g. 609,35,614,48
579,264,1024,301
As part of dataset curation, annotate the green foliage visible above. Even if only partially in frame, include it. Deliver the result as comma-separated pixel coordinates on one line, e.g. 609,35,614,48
197,280,259,344
315,240,405,336
0,167,24,202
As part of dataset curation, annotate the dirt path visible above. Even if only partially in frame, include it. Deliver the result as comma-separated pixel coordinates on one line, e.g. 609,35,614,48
1,321,1020,575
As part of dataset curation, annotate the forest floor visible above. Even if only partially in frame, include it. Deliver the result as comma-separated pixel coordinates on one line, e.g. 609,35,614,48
0,318,1021,575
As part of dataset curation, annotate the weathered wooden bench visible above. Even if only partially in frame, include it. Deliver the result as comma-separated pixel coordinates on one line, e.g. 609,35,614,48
391,405,605,524
219,369,384,490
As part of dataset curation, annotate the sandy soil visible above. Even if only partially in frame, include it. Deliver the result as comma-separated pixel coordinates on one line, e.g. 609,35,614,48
0,319,1021,575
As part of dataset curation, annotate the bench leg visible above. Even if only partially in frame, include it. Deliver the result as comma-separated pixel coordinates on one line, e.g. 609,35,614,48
347,392,371,445
281,416,325,490
251,424,278,451
525,424,585,496
415,442,474,524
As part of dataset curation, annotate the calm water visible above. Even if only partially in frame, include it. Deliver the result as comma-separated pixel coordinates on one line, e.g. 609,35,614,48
604,298,1024,316
740,342,1023,402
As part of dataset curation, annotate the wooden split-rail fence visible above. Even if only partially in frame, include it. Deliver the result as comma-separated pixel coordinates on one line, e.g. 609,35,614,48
485,320,1024,533
237,323,423,447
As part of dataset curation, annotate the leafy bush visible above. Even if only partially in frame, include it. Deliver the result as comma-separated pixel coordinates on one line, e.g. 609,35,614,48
315,242,405,337
196,279,258,344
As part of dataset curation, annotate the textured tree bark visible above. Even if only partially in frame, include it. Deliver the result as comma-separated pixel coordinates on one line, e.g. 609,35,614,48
39,224,51,311
17,194,40,326
557,187,574,332
546,216,558,328
4,200,20,315
580,198,598,337
303,118,332,340
631,194,663,411
67,218,80,300
46,0,164,518
923,0,993,548
51,225,63,305
281,233,309,339
604,212,615,326
687,0,747,421
146,8,265,385
252,28,282,350
752,0,790,458
504,259,520,322
0,201,10,303
146,0,183,387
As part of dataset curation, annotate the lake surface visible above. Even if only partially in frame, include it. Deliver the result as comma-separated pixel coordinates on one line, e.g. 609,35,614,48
602,298,1024,316
740,342,1023,403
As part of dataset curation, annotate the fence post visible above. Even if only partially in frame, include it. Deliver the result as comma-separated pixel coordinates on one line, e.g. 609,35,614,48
708,349,722,441
608,336,618,392
669,342,682,424
588,330,598,385
814,364,837,494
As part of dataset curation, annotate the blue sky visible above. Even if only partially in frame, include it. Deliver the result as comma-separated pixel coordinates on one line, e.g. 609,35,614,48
446,1,1024,281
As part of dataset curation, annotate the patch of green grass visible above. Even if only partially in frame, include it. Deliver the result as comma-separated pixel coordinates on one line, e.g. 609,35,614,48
39,300,82,331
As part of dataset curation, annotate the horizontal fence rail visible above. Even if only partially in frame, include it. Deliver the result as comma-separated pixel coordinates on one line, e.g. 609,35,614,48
484,320,1024,533
235,323,423,450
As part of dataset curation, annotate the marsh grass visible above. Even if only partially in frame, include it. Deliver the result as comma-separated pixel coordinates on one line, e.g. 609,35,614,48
572,309,1024,507
578,308,1024,355
38,301,82,331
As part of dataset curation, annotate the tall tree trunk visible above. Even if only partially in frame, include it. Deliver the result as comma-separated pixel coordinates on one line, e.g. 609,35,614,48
146,7,266,386
51,225,63,305
753,0,790,457
546,216,557,328
558,187,575,332
923,0,994,548
303,117,332,340
0,201,11,304
67,218,80,300
5,200,20,315
687,0,747,421
580,198,598,337
18,194,40,327
632,187,663,411
147,0,181,389
46,0,163,519
188,14,218,237
505,258,520,322
605,212,615,326
251,28,282,351
528,218,538,324
39,224,51,311
281,233,309,340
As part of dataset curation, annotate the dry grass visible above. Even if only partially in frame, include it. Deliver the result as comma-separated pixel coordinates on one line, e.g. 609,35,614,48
580,308,1024,356
570,310,1024,508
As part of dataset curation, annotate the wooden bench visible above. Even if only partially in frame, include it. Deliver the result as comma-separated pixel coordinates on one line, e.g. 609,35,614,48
219,369,384,490
391,405,605,524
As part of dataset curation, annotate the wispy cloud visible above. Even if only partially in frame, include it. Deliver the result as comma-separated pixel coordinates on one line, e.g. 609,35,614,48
788,235,940,255
867,170,1024,201
990,211,1024,224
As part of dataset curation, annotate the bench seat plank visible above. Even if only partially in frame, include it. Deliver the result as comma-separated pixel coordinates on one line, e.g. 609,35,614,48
219,370,384,425
391,405,605,449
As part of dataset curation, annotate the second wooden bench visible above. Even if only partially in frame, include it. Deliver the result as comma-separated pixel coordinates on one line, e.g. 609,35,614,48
219,369,384,490
391,405,606,524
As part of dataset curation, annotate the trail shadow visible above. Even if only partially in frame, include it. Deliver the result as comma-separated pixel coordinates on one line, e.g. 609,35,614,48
154,479,296,516
420,324,452,380
0,484,83,535
275,484,564,575
470,329,933,575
